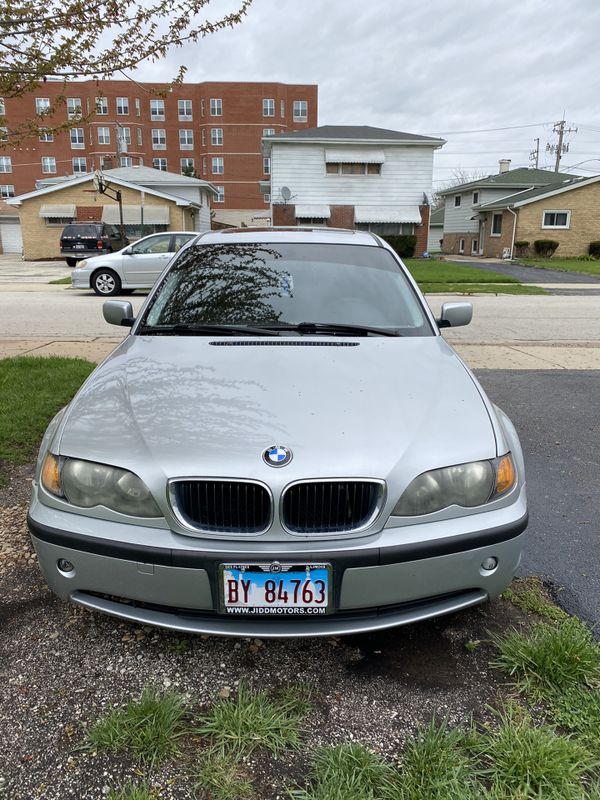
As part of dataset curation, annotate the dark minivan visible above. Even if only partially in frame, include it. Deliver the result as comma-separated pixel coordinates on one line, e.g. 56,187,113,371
60,223,129,266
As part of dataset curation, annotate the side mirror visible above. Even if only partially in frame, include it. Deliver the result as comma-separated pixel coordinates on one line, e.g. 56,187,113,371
122,246,132,255
437,301,473,328
103,300,135,327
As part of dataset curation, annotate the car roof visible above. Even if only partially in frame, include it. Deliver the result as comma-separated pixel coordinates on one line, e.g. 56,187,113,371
196,227,382,247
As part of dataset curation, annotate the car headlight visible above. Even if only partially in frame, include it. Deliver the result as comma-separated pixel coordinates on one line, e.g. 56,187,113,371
76,260,87,269
392,454,516,517
41,454,161,518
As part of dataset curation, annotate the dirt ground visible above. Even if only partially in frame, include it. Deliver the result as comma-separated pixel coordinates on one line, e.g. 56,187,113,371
0,463,531,800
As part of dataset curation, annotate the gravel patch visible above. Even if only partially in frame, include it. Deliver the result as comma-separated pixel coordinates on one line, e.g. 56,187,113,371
0,468,531,800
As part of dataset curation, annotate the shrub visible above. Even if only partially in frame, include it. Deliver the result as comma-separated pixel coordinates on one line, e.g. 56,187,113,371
534,239,559,257
589,241,600,259
514,240,530,258
381,234,417,258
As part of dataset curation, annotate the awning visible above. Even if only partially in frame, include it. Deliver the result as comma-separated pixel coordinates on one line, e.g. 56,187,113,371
295,204,331,219
325,148,385,164
101,205,170,224
39,204,76,217
354,206,422,224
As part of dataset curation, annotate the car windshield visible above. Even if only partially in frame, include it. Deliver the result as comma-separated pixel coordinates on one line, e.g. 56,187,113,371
140,242,433,336
62,225,100,237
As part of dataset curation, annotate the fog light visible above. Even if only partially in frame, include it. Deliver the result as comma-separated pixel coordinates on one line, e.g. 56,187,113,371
481,557,498,572
57,558,74,574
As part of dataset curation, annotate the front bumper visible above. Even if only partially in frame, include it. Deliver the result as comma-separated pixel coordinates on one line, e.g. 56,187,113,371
28,488,527,638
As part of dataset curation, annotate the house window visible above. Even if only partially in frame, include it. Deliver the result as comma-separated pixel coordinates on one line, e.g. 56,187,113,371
473,191,479,204
212,157,224,174
178,99,192,120
264,193,271,203
263,128,275,137
95,97,108,115
201,129,206,146
202,157,207,175
293,100,307,121
0,127,7,142
179,129,194,150
459,238,465,253
214,185,225,203
116,97,129,115
152,128,166,149
0,157,12,173
150,99,165,120
135,98,141,116
543,210,570,229
41,156,56,173
280,99,285,117
210,98,222,116
39,129,54,142
120,126,131,145
211,128,223,146
0,185,15,198
35,97,50,114
67,98,81,119
152,157,168,171
136,128,143,146
180,157,195,173
72,157,87,173
120,156,132,167
326,162,381,175
0,98,5,116
200,99,205,117
454,195,461,208
97,127,110,145
70,127,85,149
263,98,275,117
491,212,503,236
45,216,76,226
471,239,478,254
263,156,271,175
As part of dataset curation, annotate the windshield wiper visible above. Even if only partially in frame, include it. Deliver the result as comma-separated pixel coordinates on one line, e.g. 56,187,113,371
137,323,281,337
264,322,402,337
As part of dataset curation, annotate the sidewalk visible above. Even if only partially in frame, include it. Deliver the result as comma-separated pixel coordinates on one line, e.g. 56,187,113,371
2,336,599,369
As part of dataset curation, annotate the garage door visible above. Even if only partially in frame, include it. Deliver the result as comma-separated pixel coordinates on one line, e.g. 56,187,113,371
0,223,23,254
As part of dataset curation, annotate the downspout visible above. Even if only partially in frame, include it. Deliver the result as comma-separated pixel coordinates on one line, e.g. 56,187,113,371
181,207,186,231
507,206,517,259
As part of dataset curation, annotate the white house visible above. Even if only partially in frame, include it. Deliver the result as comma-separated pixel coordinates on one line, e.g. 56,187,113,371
262,125,445,255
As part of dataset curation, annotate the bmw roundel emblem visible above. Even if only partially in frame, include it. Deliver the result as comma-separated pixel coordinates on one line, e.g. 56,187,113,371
263,445,293,467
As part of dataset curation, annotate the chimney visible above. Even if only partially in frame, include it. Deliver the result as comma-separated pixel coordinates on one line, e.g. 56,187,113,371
499,159,511,174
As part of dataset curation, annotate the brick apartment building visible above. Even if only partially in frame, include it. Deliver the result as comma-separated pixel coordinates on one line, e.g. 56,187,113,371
0,81,317,226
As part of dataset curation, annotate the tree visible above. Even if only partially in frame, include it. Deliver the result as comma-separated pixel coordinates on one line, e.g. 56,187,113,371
181,164,198,178
430,168,488,208
0,0,252,143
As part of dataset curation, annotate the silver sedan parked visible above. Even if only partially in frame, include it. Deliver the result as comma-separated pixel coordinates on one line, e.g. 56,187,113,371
71,231,197,296
28,228,527,637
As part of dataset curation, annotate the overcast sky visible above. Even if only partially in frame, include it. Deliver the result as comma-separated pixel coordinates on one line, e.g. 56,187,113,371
133,0,600,188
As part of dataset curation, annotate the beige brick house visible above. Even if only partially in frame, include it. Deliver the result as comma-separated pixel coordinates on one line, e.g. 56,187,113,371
475,174,600,258
6,168,215,260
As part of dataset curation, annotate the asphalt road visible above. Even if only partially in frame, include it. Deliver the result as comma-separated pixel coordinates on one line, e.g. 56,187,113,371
477,369,600,625
447,258,600,293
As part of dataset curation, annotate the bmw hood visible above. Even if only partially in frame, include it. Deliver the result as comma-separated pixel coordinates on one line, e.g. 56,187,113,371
57,336,498,489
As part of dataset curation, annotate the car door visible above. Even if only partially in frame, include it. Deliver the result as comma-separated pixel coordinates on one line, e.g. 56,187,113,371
121,234,174,286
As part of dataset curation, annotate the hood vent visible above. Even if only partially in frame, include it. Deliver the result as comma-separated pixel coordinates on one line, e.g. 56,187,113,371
209,341,360,347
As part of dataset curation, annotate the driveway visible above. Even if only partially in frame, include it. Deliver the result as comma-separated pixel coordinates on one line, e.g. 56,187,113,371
443,257,600,294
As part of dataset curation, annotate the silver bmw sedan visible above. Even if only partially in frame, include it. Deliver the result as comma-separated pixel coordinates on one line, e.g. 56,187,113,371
28,228,528,637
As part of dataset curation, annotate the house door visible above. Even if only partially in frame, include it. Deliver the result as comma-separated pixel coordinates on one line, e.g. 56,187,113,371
478,220,485,255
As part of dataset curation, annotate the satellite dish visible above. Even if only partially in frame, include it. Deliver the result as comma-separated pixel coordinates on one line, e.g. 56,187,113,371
281,186,292,201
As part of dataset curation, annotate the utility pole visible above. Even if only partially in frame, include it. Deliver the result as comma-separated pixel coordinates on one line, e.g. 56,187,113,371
547,118,578,172
529,138,540,169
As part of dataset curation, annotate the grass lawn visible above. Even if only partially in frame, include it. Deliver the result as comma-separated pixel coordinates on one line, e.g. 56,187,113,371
0,356,95,481
517,257,600,277
49,276,72,285
403,259,547,295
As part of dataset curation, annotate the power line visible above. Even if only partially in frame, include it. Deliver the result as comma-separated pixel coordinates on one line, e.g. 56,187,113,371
431,121,553,135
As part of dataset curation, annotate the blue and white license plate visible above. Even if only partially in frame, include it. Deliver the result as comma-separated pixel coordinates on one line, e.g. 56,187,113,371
220,563,331,615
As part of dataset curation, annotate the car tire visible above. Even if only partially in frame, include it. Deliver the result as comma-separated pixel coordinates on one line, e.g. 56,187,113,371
66,258,78,267
92,269,122,297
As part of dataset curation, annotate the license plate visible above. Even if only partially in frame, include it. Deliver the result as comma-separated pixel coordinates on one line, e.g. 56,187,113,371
220,563,331,616
73,244,85,249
